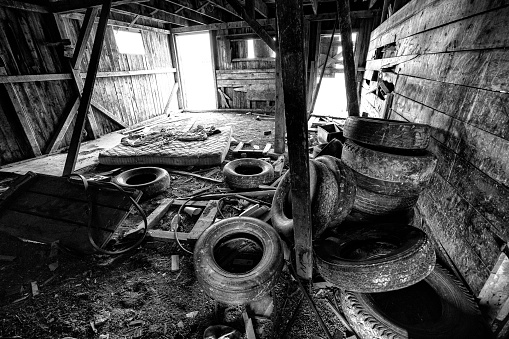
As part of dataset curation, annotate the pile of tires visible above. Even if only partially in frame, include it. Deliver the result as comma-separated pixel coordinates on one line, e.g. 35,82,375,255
271,156,356,240
341,117,437,216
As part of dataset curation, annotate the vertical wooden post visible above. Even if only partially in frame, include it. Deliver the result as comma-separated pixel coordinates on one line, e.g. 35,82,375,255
276,0,313,280
168,31,183,109
337,0,360,117
63,0,112,175
274,47,285,154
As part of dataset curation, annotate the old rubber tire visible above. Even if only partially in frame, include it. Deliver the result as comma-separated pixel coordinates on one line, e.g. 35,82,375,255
310,159,340,239
343,116,430,150
354,187,419,215
113,167,170,199
194,217,284,305
314,155,356,228
342,140,437,196
314,223,435,293
271,161,318,240
223,158,274,190
340,264,489,339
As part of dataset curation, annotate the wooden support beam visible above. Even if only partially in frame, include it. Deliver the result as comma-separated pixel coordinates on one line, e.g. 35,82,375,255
138,1,210,25
51,0,146,14
159,0,225,23
63,0,112,175
0,0,49,13
171,18,275,33
63,12,172,34
71,7,99,69
163,82,178,115
91,100,127,128
239,0,268,18
337,0,360,117
274,38,285,154
168,32,183,109
276,0,313,280
311,0,318,15
45,97,80,154
0,68,42,157
224,0,276,52
111,5,190,26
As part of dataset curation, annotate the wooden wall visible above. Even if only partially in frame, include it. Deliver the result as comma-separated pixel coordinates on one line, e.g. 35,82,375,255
0,6,176,166
361,0,509,302
61,17,176,132
215,27,276,110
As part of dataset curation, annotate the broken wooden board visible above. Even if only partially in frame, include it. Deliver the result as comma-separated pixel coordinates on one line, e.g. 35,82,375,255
187,200,218,240
0,172,141,253
123,198,174,238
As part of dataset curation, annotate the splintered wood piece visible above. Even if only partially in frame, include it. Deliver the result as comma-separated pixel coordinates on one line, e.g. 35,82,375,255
262,143,272,154
187,201,218,240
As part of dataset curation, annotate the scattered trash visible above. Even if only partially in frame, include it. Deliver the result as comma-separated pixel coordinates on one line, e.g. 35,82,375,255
48,261,59,272
183,206,202,216
98,334,109,339
31,281,39,297
203,325,242,339
256,116,261,121
263,130,272,135
94,310,111,327
253,145,260,150
186,311,198,318
129,320,144,327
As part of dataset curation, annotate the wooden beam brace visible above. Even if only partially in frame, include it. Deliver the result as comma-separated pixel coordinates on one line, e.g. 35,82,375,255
160,0,224,23
306,10,379,21
63,0,112,175
51,0,147,14
337,0,360,117
171,17,275,33
224,0,276,52
239,0,267,18
91,100,127,128
0,69,42,157
112,4,191,26
274,40,285,154
208,0,242,20
138,1,210,25
63,12,172,34
0,0,49,13
71,7,99,69
45,97,80,154
276,0,312,279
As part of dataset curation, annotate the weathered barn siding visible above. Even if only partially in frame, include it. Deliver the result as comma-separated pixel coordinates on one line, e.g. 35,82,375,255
0,7,76,164
215,27,276,110
361,0,509,296
61,17,176,133
0,5,176,166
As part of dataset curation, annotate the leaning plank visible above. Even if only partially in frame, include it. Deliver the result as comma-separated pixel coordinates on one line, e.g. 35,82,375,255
187,200,218,240
0,70,42,157
63,0,112,175
91,100,127,128
45,97,80,154
365,54,418,71
146,229,190,242
276,0,313,279
71,7,99,69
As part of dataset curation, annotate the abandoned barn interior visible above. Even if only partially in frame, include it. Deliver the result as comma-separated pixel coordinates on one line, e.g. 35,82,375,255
0,0,508,338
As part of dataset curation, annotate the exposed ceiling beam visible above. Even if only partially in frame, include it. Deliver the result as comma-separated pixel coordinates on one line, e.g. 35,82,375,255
112,4,192,26
224,0,275,51
140,0,214,25
238,0,267,18
0,0,49,13
161,0,227,22
171,17,274,33
51,0,148,14
306,10,380,20
207,0,242,19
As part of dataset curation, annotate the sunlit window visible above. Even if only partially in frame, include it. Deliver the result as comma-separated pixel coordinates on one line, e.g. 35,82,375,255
247,39,255,59
113,30,145,55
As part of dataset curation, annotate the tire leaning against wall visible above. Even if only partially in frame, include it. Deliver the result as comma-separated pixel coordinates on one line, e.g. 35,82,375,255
341,140,437,197
343,116,430,150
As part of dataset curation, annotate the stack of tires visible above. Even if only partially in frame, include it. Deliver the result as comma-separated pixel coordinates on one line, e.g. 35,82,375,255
341,117,437,216
314,117,488,338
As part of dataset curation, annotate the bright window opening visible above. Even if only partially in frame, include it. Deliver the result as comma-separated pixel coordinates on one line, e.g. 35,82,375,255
247,39,255,59
113,30,145,55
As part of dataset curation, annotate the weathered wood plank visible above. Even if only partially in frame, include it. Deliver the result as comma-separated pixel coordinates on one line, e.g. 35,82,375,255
217,79,274,87
187,200,218,240
0,0,49,13
71,8,99,69
391,5,509,57
370,0,509,52
392,92,509,187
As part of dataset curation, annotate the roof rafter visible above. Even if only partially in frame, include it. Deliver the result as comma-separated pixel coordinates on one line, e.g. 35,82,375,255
112,3,192,26
51,0,148,14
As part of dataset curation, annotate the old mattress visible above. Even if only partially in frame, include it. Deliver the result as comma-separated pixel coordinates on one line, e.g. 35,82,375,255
99,126,232,167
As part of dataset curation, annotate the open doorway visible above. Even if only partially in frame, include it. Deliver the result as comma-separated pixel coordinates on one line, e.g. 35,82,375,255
175,32,217,109
313,33,357,118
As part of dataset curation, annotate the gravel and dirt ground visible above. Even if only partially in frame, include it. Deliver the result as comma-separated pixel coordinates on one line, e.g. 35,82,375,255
0,111,347,339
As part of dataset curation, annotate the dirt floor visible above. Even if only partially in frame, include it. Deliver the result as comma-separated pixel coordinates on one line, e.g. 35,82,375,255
0,111,347,339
